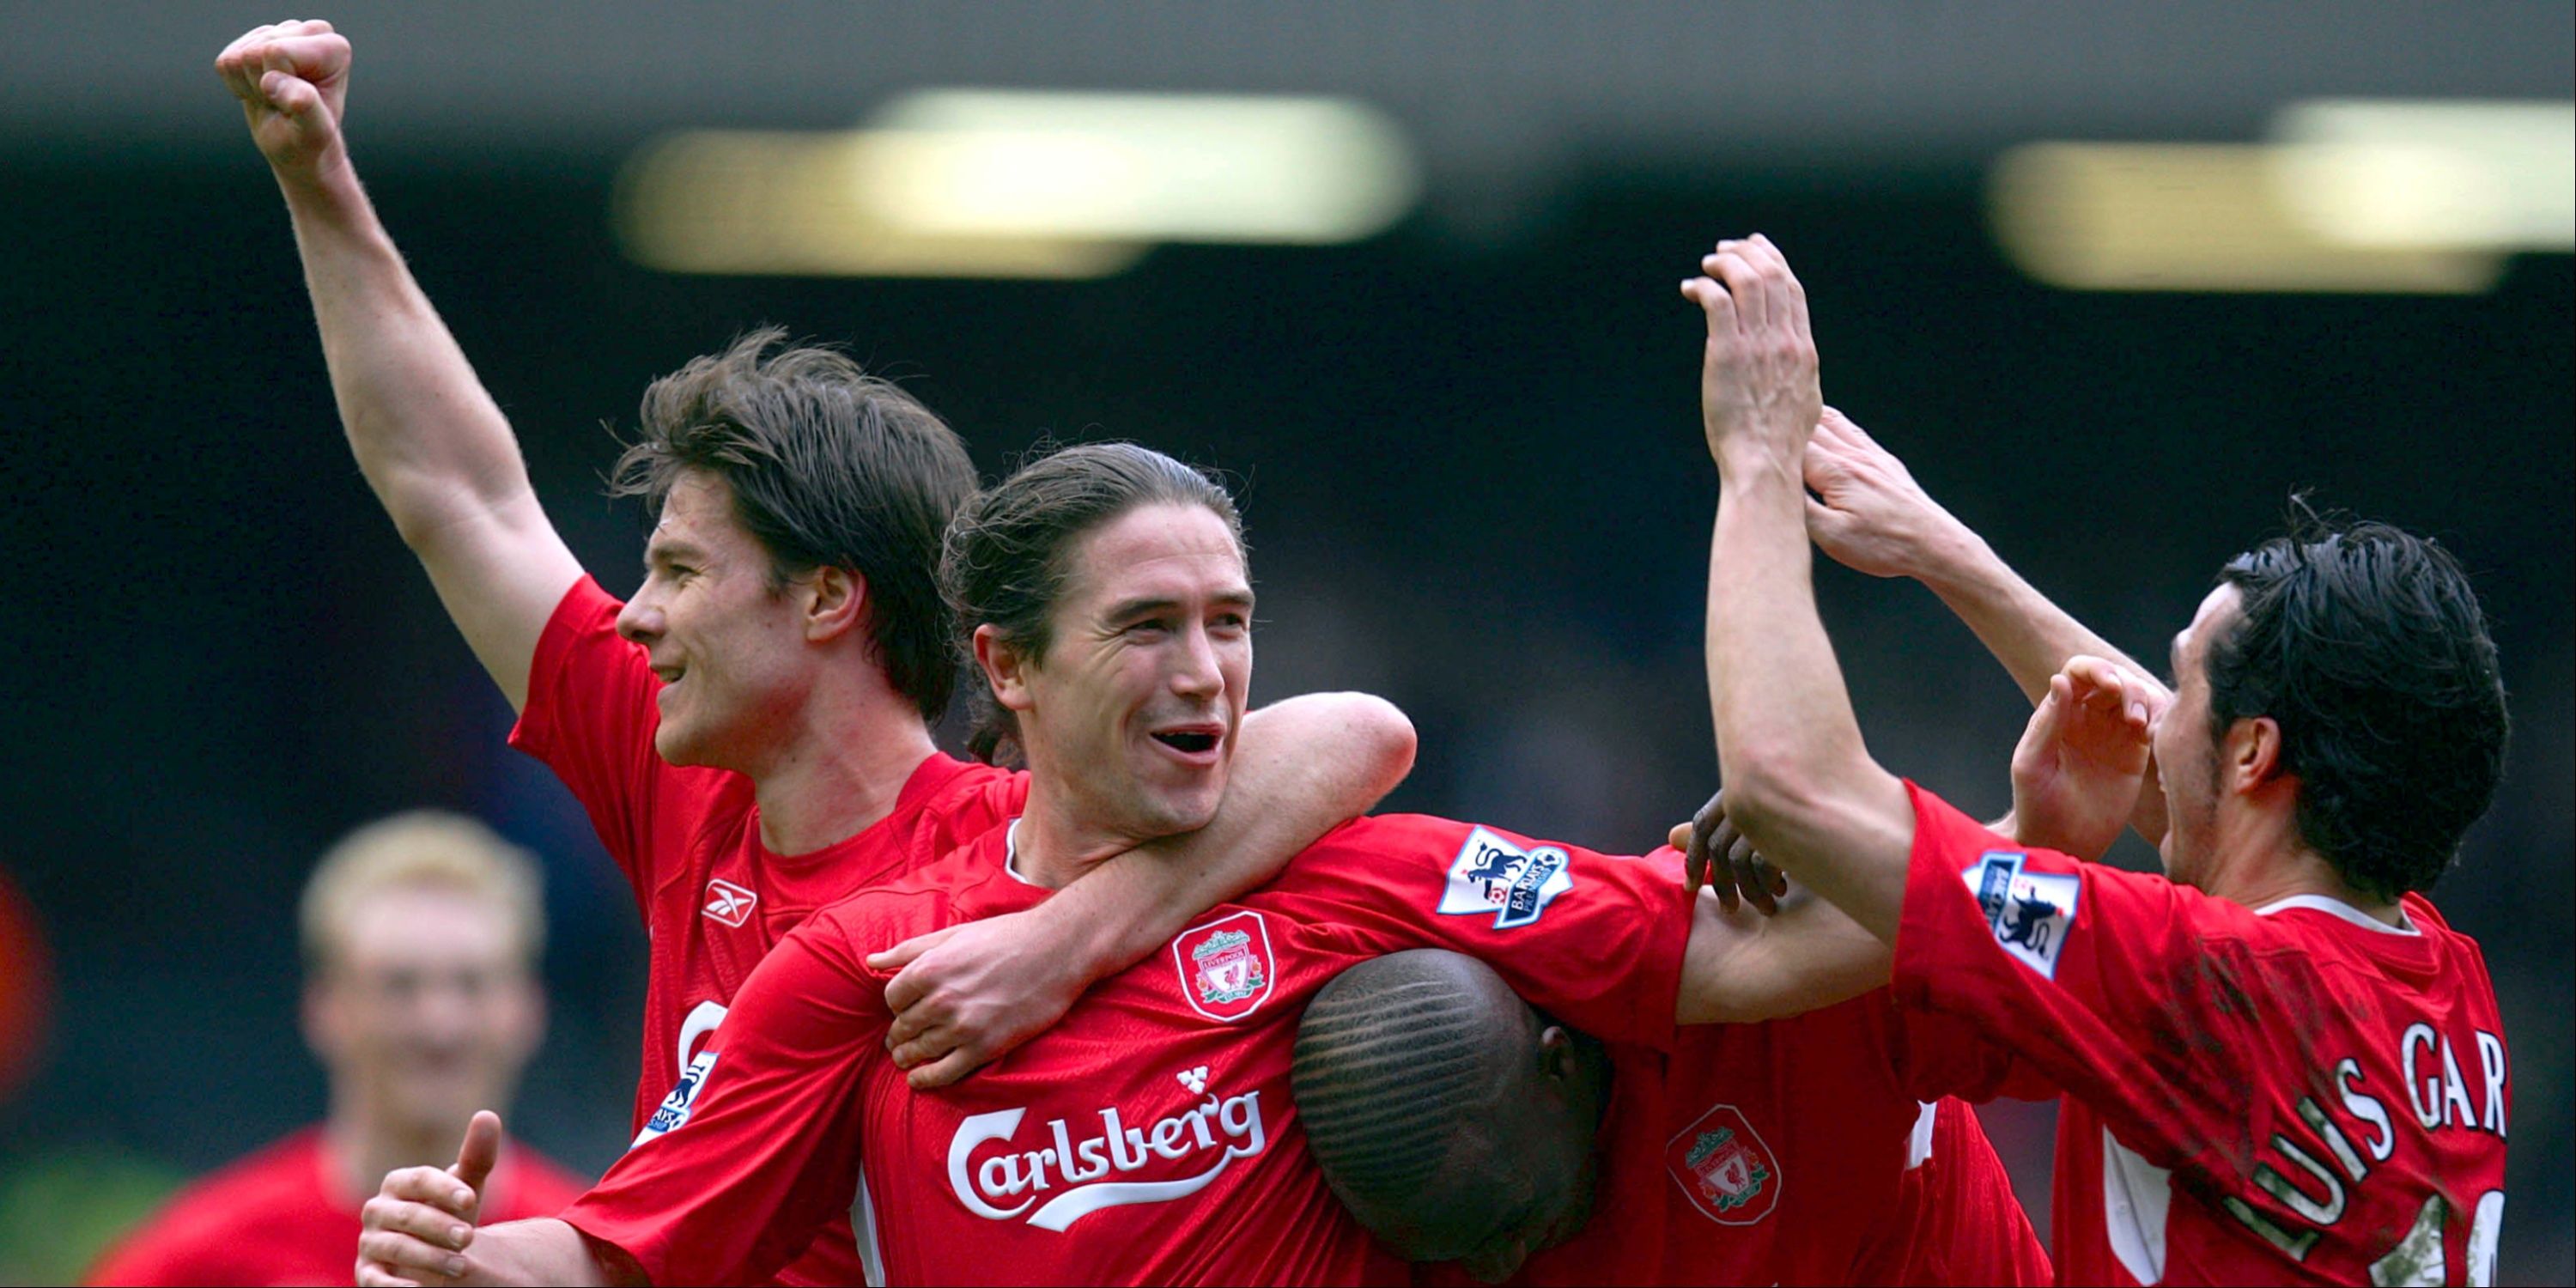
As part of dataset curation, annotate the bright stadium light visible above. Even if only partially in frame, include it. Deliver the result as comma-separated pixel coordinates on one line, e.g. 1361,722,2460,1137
860,89,1421,245
614,90,1420,278
1987,143,2505,294
2269,100,2575,252
614,130,1147,278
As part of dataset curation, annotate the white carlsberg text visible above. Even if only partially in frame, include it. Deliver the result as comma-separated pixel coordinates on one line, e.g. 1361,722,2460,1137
947,1084,1268,1231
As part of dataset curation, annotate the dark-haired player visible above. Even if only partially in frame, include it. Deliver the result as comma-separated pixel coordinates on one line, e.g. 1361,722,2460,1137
1685,234,2510,1285
220,21,1415,1285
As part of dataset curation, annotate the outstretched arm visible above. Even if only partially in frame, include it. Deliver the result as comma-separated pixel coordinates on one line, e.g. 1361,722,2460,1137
1686,235,1914,943
1803,407,2169,842
218,21,580,711
870,691,1416,1085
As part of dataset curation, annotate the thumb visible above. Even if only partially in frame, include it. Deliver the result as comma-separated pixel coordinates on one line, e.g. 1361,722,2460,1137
259,69,320,117
866,923,962,972
449,1110,503,1199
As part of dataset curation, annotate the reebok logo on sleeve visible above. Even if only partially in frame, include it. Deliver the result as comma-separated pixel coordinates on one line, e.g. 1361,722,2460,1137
1964,851,2079,978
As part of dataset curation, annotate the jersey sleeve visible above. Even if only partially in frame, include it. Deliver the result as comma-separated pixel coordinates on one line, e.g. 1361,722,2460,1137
505,576,668,903
1291,817,1690,1051
557,920,892,1286
1889,781,2257,1169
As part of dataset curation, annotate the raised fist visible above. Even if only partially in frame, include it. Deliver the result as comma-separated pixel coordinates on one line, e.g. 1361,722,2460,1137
214,19,352,180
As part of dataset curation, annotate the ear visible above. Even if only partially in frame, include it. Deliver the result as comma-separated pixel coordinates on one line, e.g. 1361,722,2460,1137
1534,1024,1578,1084
2223,715,2289,794
974,623,1036,714
301,975,345,1064
801,566,866,644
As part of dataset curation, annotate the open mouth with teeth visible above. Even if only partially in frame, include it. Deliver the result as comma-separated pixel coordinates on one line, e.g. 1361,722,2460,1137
1151,730,1220,754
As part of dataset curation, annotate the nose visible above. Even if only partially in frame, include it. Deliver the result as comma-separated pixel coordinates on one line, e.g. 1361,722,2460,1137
1168,622,1224,702
616,589,661,644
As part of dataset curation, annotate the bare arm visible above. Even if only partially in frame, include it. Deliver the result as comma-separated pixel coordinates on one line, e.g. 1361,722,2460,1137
218,22,580,711
1686,236,1915,944
870,691,1416,1084
1664,796,1890,1022
1803,407,2169,842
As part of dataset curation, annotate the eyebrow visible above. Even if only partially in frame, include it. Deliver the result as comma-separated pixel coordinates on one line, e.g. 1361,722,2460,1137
645,538,708,568
1104,590,1255,622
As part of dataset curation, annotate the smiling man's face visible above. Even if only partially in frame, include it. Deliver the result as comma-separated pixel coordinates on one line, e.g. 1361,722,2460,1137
1007,501,1254,845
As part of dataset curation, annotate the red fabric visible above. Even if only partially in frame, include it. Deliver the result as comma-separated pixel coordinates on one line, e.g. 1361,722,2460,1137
1499,858,2048,1287
561,813,1692,1286
505,576,1027,1282
85,1127,586,1287
1893,781,2511,1285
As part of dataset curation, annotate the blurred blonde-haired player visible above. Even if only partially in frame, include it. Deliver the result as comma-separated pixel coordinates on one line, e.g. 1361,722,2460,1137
88,812,586,1286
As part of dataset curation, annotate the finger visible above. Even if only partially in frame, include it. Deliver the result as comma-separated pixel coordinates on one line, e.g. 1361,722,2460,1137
1704,249,1771,334
1728,834,1778,916
908,1048,986,1091
449,1111,501,1199
382,1166,477,1218
356,1264,425,1288
1760,855,1790,899
358,1230,469,1279
1749,234,1813,338
257,32,348,84
261,70,321,117
1681,276,1737,337
1667,821,1691,853
885,1003,943,1049
866,924,961,974
890,1030,957,1071
361,1196,473,1252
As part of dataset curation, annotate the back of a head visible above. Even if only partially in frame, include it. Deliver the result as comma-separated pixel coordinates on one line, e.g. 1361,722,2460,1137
1292,950,1598,1268
2209,509,2510,901
939,440,1245,762
611,328,981,721
300,810,544,976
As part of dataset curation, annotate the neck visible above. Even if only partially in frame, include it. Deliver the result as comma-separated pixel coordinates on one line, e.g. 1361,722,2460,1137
1009,777,1145,890
747,678,939,856
324,1107,479,1209
2199,811,2404,926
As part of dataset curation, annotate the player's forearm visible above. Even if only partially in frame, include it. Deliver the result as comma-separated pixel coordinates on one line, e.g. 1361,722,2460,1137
1911,530,2159,708
456,1218,624,1287
1676,885,1891,1024
1708,450,1908,940
276,164,543,551
1059,692,1416,972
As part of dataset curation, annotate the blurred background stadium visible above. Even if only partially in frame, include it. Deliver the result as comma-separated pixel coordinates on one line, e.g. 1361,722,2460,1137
2,2,2567,1280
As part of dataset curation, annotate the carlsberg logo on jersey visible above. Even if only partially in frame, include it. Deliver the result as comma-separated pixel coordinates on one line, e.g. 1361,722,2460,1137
1964,850,2079,978
947,1079,1270,1232
1438,827,1574,930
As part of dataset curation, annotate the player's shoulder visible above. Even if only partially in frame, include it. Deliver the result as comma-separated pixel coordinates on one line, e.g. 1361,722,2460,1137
800,821,1016,945
106,1128,331,1251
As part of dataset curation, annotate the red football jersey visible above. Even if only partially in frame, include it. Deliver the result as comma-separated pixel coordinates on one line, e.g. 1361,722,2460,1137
560,814,1691,1286
1499,846,2047,1286
507,576,1026,1282
1892,782,2511,1285
85,1127,586,1287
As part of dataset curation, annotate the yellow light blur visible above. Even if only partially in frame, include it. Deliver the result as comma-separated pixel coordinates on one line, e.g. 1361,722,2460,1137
1989,143,2504,294
613,90,1419,278
861,90,1420,244
2270,100,2574,251
614,131,1146,278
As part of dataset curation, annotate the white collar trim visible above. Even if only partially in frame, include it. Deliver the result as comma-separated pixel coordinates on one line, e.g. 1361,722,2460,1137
2254,893,2418,936
1000,817,1044,887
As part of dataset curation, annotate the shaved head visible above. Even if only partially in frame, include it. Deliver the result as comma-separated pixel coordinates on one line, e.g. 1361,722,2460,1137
1291,950,1609,1282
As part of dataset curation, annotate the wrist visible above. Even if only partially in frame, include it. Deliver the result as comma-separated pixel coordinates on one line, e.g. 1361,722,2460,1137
1713,440,1805,490
1910,519,1999,598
